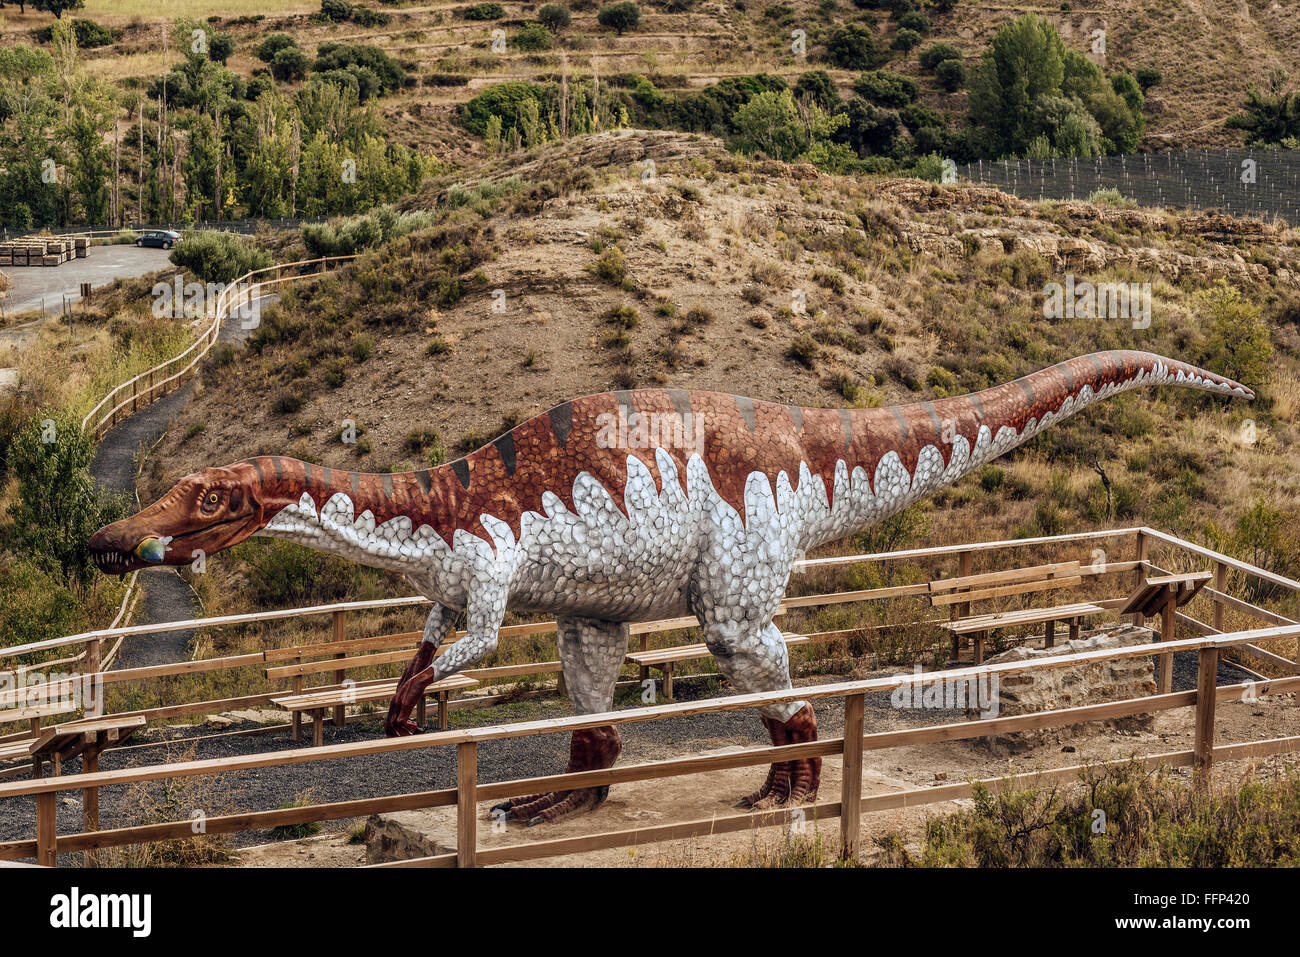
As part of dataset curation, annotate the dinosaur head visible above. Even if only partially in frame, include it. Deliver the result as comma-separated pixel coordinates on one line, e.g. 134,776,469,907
88,462,266,575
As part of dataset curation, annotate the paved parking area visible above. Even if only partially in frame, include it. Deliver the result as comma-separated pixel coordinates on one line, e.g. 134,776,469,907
1,244,174,318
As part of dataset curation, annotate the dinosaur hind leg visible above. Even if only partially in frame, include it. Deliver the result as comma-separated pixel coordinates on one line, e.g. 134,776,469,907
704,621,821,810
491,617,627,826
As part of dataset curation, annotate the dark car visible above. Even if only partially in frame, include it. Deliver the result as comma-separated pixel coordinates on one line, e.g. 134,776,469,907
135,229,182,250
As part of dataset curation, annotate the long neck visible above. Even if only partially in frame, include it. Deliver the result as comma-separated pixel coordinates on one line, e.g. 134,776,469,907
244,456,472,569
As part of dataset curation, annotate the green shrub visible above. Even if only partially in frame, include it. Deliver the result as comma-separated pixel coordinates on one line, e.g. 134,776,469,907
257,33,300,63
853,70,918,107
461,81,548,137
514,23,554,51
463,2,505,19
918,42,961,72
1135,66,1162,91
321,0,353,21
896,11,930,33
935,58,966,92
169,231,273,284
312,43,405,96
892,27,923,52
302,205,438,257
34,18,116,48
826,23,889,70
271,47,311,82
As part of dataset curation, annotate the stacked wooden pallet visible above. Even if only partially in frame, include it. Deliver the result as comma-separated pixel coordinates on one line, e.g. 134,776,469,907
0,237,84,267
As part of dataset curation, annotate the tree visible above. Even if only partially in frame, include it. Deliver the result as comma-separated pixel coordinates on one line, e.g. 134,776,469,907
967,13,1065,157
257,33,300,63
207,31,236,65
794,70,842,111
935,58,965,92
320,0,353,21
918,42,961,72
5,413,127,588
271,46,310,82
538,3,571,32
731,89,808,160
826,23,888,70
33,0,84,18
597,2,642,36
1227,70,1300,147
839,97,901,156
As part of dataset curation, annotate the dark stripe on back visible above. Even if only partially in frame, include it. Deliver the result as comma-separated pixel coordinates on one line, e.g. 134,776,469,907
494,432,517,475
549,402,573,447
1059,362,1075,393
249,458,264,482
321,467,332,488
270,456,285,481
922,401,943,435
349,471,361,497
302,462,314,488
788,405,802,432
667,389,693,420
734,395,757,432
381,472,394,498
614,391,635,417
414,469,432,494
1016,379,1037,409
451,458,471,489
970,393,987,420
839,409,854,453
889,405,909,444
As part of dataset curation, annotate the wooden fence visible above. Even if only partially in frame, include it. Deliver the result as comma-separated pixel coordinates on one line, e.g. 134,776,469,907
80,254,356,440
0,525,1298,866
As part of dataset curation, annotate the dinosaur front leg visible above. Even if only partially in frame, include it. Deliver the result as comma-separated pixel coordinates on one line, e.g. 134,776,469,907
385,597,501,737
702,621,821,810
493,617,627,826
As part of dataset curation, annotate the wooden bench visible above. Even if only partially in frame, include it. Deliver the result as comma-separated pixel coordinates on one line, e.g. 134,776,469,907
271,675,479,747
626,633,811,700
1121,570,1212,693
929,560,1102,664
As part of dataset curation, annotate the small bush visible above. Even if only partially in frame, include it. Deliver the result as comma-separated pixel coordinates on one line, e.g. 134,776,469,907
271,47,311,82
257,33,300,62
786,334,820,367
934,58,965,92
918,41,960,71
853,70,918,107
463,2,505,19
892,28,923,52
169,231,273,284
321,0,354,22
514,23,554,51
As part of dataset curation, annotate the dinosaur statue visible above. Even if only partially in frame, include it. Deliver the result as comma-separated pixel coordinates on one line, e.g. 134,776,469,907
88,350,1251,824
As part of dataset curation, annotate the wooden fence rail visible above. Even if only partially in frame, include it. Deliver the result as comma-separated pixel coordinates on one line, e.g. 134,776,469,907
1,620,1298,867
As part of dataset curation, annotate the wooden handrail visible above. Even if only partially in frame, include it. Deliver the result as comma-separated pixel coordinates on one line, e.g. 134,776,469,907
80,254,356,437
2,619,1297,800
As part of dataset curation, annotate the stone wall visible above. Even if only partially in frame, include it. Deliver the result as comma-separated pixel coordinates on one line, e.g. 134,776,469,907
976,625,1157,755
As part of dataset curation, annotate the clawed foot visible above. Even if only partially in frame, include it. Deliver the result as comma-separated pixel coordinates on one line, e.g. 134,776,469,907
737,759,819,810
740,704,821,811
388,718,421,737
490,786,610,827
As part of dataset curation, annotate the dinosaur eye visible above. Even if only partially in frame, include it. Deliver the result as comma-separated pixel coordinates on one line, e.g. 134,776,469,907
205,491,220,507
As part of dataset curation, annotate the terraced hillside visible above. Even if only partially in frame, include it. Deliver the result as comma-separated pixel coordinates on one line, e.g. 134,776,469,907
3,0,1298,167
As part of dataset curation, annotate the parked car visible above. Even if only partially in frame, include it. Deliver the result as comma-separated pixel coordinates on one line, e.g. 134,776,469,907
136,229,182,250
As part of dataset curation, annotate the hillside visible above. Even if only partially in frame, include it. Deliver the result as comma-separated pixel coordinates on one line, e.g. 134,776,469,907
3,1,1298,167
142,129,1300,583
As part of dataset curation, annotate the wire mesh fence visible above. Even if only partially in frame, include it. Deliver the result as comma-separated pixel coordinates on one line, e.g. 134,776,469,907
957,149,1300,224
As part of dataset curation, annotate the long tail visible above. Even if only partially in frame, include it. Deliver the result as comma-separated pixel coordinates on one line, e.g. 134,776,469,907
802,350,1252,547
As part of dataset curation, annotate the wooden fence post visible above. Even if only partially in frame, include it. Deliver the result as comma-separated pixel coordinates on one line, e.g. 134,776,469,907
839,693,865,861
1131,531,1149,626
1212,562,1226,634
332,610,347,731
36,790,57,867
951,550,972,662
1193,645,1219,788
83,749,100,868
457,742,478,868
